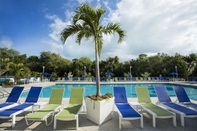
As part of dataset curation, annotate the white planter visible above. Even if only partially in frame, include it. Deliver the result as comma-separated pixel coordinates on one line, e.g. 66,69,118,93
85,97,114,125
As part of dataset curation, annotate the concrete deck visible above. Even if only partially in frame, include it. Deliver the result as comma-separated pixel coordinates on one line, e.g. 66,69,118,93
0,81,197,131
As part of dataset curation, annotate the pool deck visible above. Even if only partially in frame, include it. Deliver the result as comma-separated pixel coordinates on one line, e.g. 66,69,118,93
1,81,197,131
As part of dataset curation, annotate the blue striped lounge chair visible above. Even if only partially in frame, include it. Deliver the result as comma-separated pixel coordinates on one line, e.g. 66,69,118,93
151,77,155,81
118,77,122,81
174,86,197,110
73,77,77,81
0,86,24,112
114,87,143,129
81,77,85,81
0,86,42,127
101,77,105,81
155,86,197,127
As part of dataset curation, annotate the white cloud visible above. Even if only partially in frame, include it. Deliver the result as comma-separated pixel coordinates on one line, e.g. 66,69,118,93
61,38,95,60
64,10,74,21
44,0,197,62
46,15,70,42
0,37,13,49
101,0,197,61
103,1,112,14
45,13,96,60
41,39,64,54
78,0,92,4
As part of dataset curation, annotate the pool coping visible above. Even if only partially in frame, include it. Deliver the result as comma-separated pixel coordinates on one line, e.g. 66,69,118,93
55,81,197,87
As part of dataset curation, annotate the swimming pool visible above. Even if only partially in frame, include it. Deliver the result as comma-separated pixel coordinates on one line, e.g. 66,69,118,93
21,83,197,100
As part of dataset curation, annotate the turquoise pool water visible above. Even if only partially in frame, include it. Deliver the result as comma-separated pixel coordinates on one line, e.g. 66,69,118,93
21,83,197,100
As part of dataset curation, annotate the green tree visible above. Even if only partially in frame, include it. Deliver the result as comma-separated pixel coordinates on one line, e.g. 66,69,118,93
26,56,40,73
141,72,151,77
39,51,71,77
72,58,83,77
60,4,126,97
6,62,30,83
0,58,10,75
0,47,20,59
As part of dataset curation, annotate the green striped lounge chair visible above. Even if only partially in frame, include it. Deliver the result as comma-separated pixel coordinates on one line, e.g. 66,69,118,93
85,77,89,82
61,77,66,82
135,86,176,127
69,77,73,82
25,88,64,126
57,77,61,82
77,77,81,82
114,77,118,82
54,88,84,130
135,77,139,81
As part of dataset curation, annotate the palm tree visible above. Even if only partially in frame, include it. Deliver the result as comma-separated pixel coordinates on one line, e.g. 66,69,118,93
181,60,196,80
6,62,31,84
60,4,126,97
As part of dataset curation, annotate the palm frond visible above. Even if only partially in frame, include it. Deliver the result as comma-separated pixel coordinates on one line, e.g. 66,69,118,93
60,24,83,44
101,22,126,43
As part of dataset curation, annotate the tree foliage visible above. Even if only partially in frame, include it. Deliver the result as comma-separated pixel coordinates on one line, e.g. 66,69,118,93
60,4,126,97
1,46,197,83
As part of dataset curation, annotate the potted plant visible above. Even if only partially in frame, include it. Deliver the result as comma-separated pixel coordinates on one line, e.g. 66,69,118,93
85,93,114,125
60,4,126,125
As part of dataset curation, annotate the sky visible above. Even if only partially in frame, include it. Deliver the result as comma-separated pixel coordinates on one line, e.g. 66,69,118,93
0,0,197,62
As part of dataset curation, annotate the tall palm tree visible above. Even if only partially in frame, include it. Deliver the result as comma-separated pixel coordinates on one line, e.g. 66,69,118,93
60,4,126,97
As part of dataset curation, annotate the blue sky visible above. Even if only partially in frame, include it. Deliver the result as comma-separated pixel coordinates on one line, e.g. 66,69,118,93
1,0,197,62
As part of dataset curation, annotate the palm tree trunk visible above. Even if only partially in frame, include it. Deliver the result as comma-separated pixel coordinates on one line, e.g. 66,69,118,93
95,48,101,97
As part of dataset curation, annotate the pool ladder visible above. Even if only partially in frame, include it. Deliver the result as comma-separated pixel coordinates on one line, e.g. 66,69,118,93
0,87,9,98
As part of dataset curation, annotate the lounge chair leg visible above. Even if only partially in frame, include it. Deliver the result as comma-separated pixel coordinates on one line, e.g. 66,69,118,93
54,117,56,129
173,116,177,127
76,116,78,130
25,116,35,125
153,116,156,127
45,116,53,126
181,115,185,127
141,115,144,128
12,115,16,127
119,117,121,129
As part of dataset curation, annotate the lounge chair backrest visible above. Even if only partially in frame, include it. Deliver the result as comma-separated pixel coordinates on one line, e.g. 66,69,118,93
25,87,42,103
69,88,84,104
6,86,24,103
174,86,191,103
155,86,172,103
49,88,64,104
135,86,151,103
114,87,128,103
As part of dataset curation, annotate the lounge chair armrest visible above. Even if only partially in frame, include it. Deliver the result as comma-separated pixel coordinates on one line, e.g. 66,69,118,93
60,104,65,110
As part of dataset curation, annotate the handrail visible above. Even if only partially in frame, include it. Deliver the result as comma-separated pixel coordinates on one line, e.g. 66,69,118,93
0,87,9,98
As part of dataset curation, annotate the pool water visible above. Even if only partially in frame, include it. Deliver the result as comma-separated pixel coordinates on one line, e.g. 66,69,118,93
21,83,197,100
